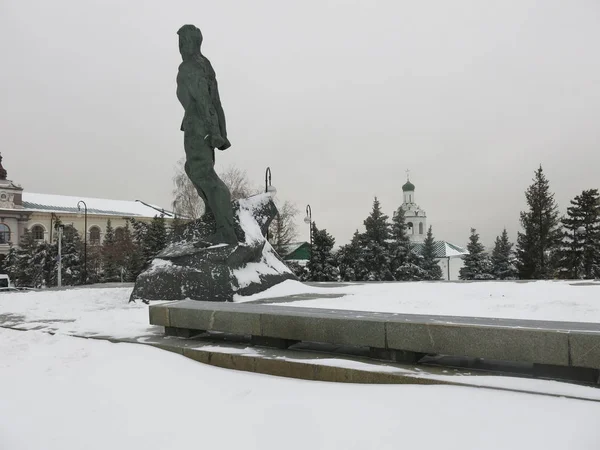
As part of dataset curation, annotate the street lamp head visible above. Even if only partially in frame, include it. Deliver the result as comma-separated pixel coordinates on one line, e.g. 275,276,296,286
304,215,311,225
576,226,586,235
267,184,277,196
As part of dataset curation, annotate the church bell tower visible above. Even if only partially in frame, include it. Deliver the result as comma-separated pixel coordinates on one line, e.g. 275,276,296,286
401,171,427,242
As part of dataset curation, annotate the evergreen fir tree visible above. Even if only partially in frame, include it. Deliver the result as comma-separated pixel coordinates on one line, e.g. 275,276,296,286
124,221,148,281
420,226,443,280
388,207,428,280
130,216,169,267
102,219,119,282
286,260,309,281
491,228,518,280
14,229,38,287
3,244,19,284
557,189,600,279
170,215,187,242
61,225,84,286
33,241,57,287
389,207,411,278
460,228,494,280
516,166,562,279
306,222,339,281
337,230,364,281
358,197,394,281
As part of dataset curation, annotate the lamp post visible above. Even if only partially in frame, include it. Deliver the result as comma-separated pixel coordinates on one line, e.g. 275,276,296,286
265,167,277,242
77,200,88,284
304,204,312,254
57,225,64,287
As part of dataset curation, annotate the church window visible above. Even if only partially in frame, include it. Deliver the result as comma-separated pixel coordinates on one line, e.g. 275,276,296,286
0,224,10,244
407,222,414,234
115,227,125,241
89,226,101,245
32,225,45,241
419,223,424,234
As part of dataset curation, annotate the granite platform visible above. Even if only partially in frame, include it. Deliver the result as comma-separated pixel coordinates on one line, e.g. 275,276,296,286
149,300,600,374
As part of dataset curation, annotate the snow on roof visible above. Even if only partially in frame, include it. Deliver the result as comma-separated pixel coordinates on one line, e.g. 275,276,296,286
411,241,468,258
22,192,173,218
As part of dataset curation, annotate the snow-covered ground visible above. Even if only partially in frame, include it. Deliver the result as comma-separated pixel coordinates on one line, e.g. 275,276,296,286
1,327,599,450
2,280,599,344
238,280,600,323
0,287,159,339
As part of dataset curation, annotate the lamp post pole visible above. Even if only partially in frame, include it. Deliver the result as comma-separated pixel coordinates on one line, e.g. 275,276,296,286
77,200,88,284
57,225,63,287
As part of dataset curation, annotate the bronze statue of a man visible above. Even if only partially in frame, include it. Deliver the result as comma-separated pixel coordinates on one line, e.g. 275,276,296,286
176,24,237,246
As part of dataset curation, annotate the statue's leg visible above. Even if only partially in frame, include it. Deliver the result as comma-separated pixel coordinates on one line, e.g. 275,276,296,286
185,134,237,245
184,160,212,219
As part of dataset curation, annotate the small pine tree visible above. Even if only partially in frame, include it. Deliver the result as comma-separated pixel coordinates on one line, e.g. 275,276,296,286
3,244,20,286
491,229,518,280
396,250,430,281
557,189,600,279
516,166,562,279
102,219,119,282
337,230,364,281
122,222,146,281
13,229,38,287
61,225,84,286
306,222,339,282
460,228,494,280
130,216,168,267
420,226,443,280
170,215,187,242
33,241,57,287
358,197,394,281
285,260,309,280
389,207,413,280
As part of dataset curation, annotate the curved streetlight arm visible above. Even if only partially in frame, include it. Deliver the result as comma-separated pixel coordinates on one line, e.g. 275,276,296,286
77,200,87,213
265,167,272,193
304,204,312,224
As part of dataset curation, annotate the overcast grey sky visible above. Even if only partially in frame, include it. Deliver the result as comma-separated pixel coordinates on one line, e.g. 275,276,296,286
1,0,599,247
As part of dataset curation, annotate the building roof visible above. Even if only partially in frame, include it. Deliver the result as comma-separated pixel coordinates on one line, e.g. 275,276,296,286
402,180,415,192
411,241,468,258
277,241,310,256
21,192,173,218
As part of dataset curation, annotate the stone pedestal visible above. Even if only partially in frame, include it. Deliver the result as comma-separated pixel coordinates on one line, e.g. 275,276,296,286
130,194,297,302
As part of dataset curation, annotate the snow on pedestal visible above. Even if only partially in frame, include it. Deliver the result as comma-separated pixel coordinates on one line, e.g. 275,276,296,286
130,194,296,302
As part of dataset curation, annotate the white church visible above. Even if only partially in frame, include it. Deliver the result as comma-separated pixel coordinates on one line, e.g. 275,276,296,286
400,176,467,281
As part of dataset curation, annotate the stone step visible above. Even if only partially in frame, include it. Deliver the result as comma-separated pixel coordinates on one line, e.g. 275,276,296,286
149,300,600,372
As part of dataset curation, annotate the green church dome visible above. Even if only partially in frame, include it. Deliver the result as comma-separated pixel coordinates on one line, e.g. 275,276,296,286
402,181,415,192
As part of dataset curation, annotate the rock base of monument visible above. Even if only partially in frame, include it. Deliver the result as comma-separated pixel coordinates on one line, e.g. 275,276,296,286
129,194,297,302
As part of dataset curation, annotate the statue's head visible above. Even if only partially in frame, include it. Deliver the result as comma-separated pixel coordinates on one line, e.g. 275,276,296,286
178,25,203,60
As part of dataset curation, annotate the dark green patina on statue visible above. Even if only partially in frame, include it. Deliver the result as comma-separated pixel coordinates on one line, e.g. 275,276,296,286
177,24,237,246
128,25,297,303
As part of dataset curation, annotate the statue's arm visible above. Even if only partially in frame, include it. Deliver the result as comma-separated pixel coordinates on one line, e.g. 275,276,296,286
210,76,228,140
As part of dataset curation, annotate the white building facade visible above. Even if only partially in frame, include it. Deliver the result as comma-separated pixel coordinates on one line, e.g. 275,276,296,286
0,154,173,264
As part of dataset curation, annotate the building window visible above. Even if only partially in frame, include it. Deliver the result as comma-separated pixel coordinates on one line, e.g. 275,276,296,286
0,224,10,244
419,223,424,234
32,225,45,241
115,227,125,241
89,226,101,245
407,222,414,234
